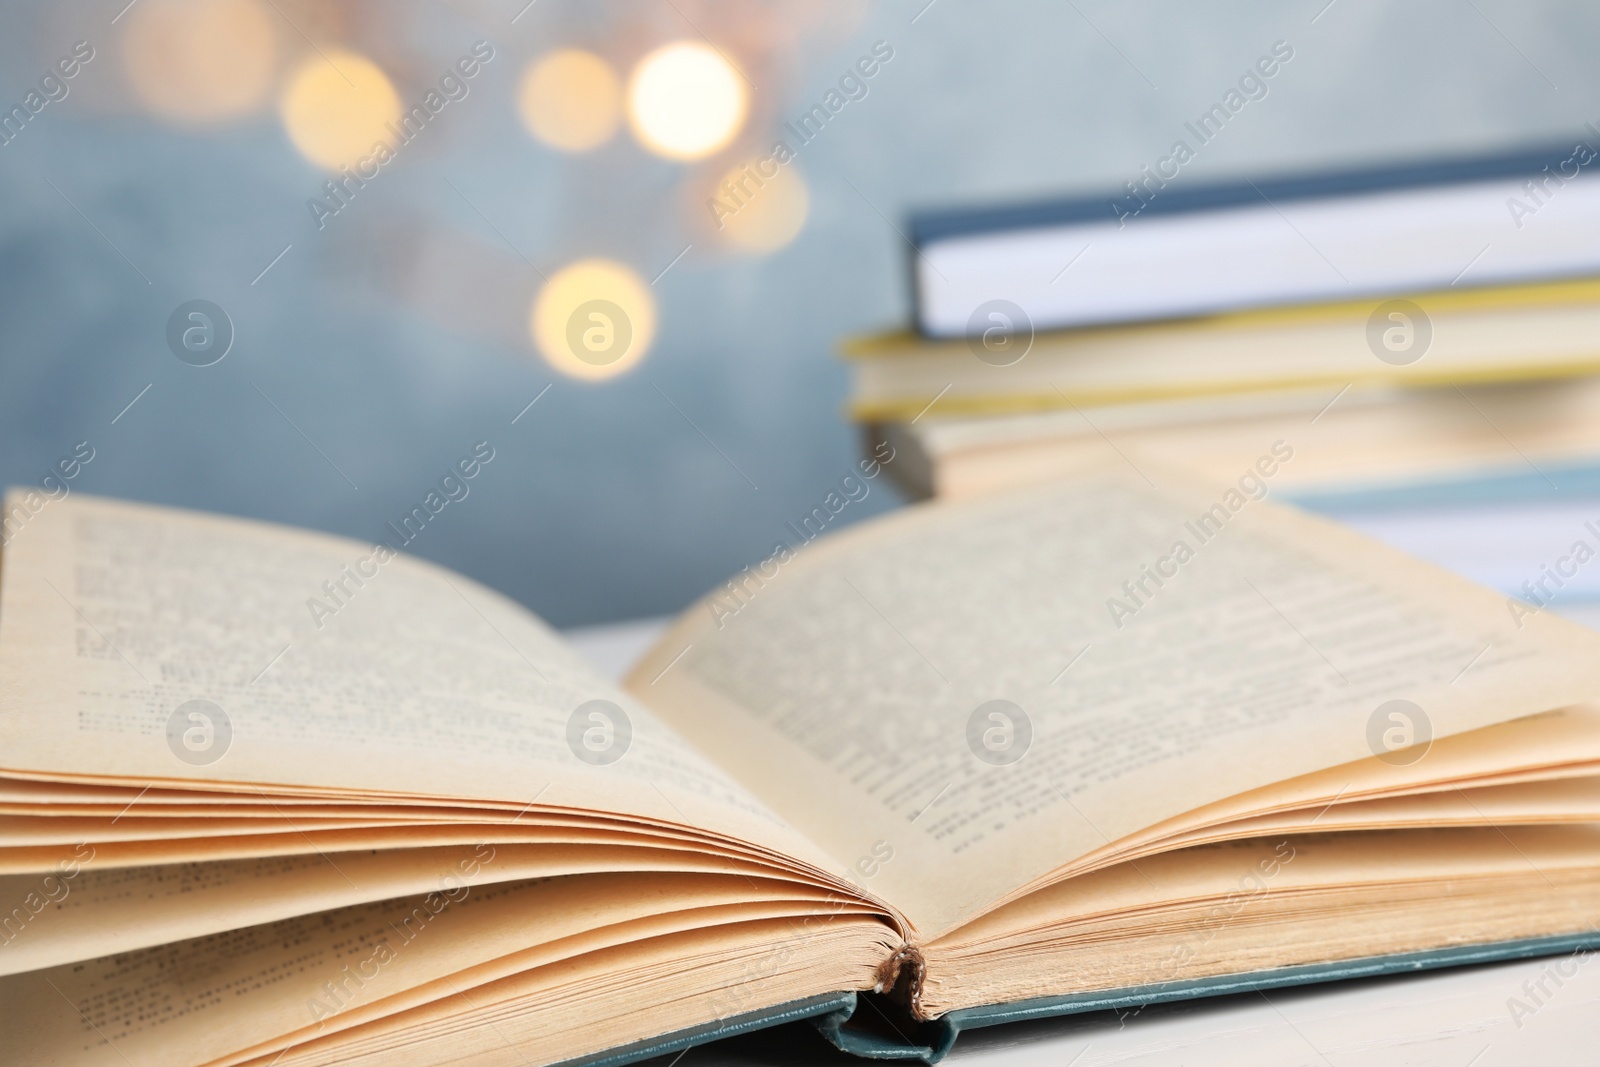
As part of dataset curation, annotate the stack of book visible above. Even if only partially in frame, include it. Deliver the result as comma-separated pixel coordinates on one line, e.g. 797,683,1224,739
848,143,1600,503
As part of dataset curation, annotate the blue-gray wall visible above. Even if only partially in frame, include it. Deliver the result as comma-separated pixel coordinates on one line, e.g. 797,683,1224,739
1,0,1594,625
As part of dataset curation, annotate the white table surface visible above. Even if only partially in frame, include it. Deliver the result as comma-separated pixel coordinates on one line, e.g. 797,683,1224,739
560,501,1600,1066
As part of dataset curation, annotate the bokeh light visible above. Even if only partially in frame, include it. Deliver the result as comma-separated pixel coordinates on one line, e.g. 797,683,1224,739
627,42,747,161
518,49,623,153
714,162,810,253
122,0,278,125
280,50,401,171
532,259,658,381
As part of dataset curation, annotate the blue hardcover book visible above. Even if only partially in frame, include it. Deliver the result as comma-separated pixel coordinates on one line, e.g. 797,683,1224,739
4,481,1599,1067
910,139,1600,337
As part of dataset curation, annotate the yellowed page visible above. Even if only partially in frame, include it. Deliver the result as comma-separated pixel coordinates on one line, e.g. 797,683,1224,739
254,921,896,1067
0,814,533,844
0,872,888,1067
922,826,1600,1014
1025,703,1600,884
0,840,818,976
1163,774,1600,842
0,493,841,879
941,825,1600,947
236,917,895,1067
1191,704,1600,815
0,816,843,875
629,462,1600,937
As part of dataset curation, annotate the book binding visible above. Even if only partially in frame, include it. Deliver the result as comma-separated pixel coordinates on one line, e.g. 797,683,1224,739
817,931,1600,1064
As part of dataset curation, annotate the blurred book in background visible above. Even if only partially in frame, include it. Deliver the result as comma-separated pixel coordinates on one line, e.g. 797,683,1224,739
909,141,1600,336
849,142,1600,508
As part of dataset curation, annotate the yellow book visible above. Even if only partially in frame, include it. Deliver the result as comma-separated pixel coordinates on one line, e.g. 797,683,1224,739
844,277,1600,422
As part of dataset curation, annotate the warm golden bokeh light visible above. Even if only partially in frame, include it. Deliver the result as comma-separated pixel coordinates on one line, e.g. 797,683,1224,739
518,49,622,153
627,42,747,161
532,259,658,380
280,50,400,171
714,163,810,253
122,0,278,124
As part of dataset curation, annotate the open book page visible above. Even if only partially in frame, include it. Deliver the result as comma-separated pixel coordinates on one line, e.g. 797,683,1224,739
1167,774,1600,839
0,493,842,879
0,820,846,876
1188,705,1600,816
0,871,893,1067
628,460,1600,937
0,841,798,975
1040,704,1600,877
945,826,1600,948
920,826,1600,1014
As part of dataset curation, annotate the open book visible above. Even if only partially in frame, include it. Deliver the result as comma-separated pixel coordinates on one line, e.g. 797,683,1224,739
4,462,1600,1067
